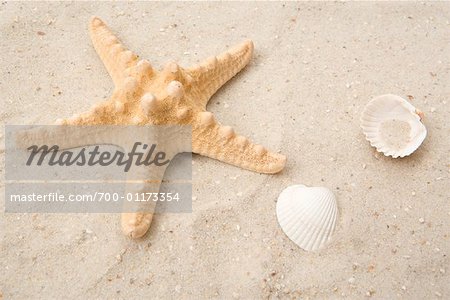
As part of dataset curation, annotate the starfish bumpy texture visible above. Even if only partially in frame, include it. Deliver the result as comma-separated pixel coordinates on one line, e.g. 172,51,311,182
45,17,286,237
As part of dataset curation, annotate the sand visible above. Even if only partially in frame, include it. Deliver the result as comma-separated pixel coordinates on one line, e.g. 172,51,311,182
1,2,449,299
380,120,411,151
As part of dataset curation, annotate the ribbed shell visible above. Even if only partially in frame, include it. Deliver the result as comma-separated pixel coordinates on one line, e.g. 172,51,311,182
360,94,427,158
276,185,338,251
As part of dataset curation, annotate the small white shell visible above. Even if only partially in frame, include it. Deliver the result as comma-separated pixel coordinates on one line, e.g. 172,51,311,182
276,185,338,251
361,94,427,158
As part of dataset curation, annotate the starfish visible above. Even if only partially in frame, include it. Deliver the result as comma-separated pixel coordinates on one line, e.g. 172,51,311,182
21,17,286,238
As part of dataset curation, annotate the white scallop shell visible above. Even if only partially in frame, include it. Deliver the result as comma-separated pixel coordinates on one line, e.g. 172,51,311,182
276,185,338,251
360,94,427,158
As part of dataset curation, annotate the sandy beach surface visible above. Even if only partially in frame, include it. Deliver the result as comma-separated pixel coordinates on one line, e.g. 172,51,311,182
1,2,449,299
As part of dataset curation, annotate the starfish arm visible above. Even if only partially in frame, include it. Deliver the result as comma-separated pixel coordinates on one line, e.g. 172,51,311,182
187,40,254,108
122,211,154,238
15,123,127,151
191,112,286,174
121,166,166,238
120,140,180,238
89,17,140,86
15,105,128,150
54,99,127,126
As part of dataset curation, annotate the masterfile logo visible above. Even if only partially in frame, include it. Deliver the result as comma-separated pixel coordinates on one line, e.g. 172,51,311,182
4,125,193,213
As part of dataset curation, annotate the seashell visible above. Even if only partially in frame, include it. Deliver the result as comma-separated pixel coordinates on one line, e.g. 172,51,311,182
276,185,338,251
360,94,427,158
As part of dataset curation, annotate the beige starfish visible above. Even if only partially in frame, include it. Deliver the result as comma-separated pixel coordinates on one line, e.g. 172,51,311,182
25,17,286,238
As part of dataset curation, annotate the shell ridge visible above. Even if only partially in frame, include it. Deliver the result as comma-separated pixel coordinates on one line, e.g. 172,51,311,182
301,192,334,250
281,198,317,235
313,195,337,250
288,192,329,248
278,187,318,231
276,185,338,251
324,206,338,245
